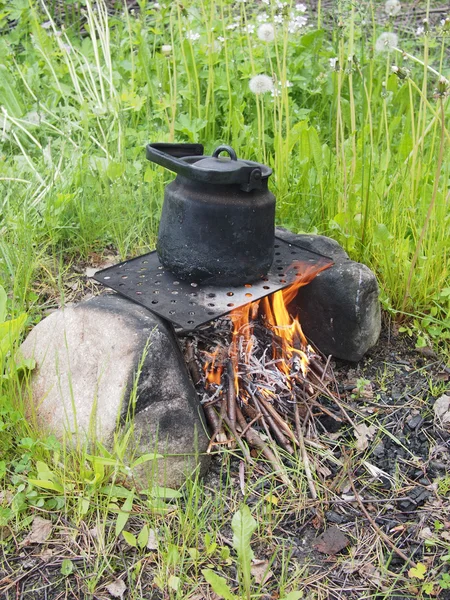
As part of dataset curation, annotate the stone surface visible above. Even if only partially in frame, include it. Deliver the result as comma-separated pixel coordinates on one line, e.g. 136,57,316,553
276,228,381,362
20,294,209,488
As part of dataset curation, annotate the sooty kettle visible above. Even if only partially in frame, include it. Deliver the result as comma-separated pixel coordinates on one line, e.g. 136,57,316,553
146,143,276,286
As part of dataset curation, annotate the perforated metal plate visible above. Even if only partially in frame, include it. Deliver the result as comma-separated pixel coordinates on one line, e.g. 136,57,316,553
93,238,333,331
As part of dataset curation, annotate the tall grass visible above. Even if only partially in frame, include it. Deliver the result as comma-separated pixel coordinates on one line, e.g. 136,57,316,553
0,0,448,341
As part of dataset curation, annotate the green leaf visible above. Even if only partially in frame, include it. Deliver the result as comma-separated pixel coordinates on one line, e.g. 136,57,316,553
115,489,134,537
137,524,149,549
0,287,7,323
146,485,182,499
99,485,131,498
0,314,27,357
408,562,427,580
168,575,180,591
308,127,323,178
130,453,163,469
61,559,74,576
106,161,125,180
231,505,257,595
28,479,64,493
281,592,304,600
202,569,235,600
122,530,137,548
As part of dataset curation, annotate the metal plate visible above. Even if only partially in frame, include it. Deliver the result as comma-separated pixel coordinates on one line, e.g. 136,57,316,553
93,238,333,331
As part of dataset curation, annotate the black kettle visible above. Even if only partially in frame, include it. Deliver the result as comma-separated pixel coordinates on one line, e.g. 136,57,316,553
146,143,276,286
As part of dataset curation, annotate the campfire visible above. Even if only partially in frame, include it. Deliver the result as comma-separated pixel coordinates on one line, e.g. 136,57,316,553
182,261,345,491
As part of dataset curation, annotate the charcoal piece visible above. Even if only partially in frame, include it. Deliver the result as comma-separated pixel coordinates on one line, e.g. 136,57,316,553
276,228,381,362
397,486,430,511
20,294,210,488
406,414,423,431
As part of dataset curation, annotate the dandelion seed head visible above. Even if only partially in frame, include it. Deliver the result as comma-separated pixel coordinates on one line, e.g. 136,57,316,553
257,23,275,42
384,0,401,17
295,3,307,12
249,74,274,95
329,57,338,70
185,30,200,41
161,44,172,54
288,14,308,33
375,32,398,53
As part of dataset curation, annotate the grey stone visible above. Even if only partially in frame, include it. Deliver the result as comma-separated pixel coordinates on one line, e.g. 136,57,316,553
276,230,381,361
276,227,349,261
20,294,209,488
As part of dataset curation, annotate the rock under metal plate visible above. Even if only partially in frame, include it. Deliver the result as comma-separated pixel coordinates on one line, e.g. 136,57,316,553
93,238,333,331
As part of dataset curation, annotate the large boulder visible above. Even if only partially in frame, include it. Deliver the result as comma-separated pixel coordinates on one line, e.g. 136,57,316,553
20,294,209,488
276,228,381,361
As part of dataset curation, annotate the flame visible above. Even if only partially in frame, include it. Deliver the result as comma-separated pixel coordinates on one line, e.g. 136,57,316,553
203,260,330,392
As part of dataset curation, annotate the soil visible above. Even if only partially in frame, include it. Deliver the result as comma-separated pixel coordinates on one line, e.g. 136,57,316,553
199,318,450,599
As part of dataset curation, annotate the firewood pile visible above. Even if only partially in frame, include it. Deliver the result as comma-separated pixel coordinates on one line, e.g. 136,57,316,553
182,299,349,493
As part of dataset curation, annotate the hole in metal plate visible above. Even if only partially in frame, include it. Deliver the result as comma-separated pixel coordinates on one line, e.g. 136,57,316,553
92,237,333,331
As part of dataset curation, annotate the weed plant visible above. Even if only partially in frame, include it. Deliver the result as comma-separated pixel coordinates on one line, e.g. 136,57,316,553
0,0,448,340
0,0,449,597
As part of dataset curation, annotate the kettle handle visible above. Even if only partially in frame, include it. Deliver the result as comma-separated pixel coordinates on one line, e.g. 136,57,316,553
146,143,264,191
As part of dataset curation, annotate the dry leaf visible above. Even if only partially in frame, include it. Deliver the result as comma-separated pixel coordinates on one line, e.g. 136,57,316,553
250,559,273,584
354,424,377,452
23,517,53,545
313,526,349,555
106,579,127,598
341,559,363,574
147,528,159,550
433,394,450,430
360,562,383,587
418,527,435,541
39,548,53,562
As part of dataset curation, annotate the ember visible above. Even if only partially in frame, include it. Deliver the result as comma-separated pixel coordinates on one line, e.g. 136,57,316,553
183,260,343,490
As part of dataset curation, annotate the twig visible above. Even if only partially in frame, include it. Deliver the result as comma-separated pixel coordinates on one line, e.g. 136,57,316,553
347,464,418,569
294,403,317,499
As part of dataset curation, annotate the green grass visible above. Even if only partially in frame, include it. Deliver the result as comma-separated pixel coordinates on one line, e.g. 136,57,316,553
0,0,449,597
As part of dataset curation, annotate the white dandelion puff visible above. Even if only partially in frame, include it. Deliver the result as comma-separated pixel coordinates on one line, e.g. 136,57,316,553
249,74,274,95
258,23,275,41
416,25,424,36
185,31,200,41
375,32,398,52
295,3,307,12
384,0,401,17
161,44,172,55
288,14,308,33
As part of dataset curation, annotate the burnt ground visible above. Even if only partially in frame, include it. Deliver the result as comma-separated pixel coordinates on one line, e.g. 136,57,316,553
196,320,450,600
1,262,449,600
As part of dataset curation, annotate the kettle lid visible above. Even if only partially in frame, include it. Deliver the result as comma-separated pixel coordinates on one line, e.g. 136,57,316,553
146,143,272,192
193,146,272,178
